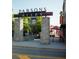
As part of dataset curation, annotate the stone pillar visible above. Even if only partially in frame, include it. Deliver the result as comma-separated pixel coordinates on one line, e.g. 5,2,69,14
14,17,23,41
40,17,50,44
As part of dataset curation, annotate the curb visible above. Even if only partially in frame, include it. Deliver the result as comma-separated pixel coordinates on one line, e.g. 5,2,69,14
13,45,66,50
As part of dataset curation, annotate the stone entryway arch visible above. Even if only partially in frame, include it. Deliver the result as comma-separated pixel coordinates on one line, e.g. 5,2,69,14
13,10,53,44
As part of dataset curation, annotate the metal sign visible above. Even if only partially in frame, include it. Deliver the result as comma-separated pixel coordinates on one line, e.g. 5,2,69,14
13,8,53,17
19,8,46,13
14,11,53,17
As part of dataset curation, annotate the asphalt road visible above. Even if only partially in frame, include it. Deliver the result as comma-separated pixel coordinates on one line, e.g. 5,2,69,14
12,54,65,59
12,46,66,59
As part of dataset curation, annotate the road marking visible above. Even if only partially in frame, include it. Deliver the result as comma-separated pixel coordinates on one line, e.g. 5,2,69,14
18,55,31,59
13,53,65,59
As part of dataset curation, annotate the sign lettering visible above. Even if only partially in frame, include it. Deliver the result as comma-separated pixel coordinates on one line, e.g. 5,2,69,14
19,8,46,13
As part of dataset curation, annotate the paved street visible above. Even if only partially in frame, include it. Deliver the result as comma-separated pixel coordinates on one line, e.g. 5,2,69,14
12,53,65,59
13,46,66,59
13,46,65,57
12,39,66,59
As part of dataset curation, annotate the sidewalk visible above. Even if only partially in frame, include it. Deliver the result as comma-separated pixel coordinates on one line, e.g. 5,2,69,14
12,39,66,50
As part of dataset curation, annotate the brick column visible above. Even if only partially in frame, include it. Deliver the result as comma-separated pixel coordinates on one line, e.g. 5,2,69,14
14,17,23,41
40,17,50,44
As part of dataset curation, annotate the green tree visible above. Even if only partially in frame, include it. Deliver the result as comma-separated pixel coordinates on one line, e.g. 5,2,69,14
36,16,42,32
23,17,31,33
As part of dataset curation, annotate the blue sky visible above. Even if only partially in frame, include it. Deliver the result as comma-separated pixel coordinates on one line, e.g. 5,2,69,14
12,0,63,26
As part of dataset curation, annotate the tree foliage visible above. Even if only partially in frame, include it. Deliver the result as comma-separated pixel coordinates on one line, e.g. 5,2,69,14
23,17,31,32
12,16,43,34
36,16,42,32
